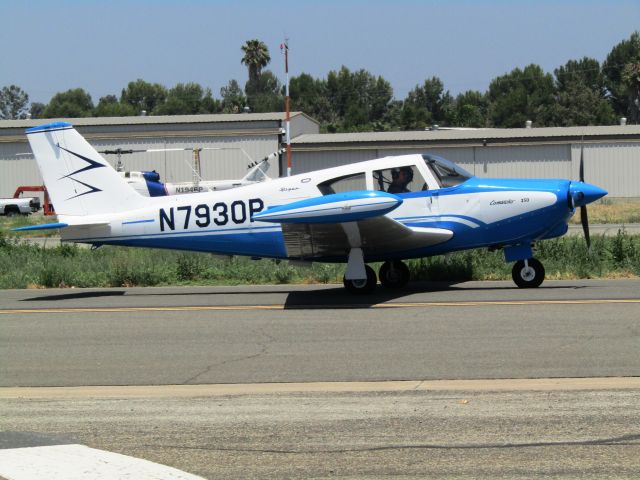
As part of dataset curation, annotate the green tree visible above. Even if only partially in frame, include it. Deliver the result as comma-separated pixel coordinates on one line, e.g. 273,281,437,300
241,39,271,94
325,66,393,132
43,88,94,118
555,57,606,96
0,85,30,119
120,79,167,115
603,31,640,122
401,77,454,129
487,64,556,127
94,95,136,117
245,70,282,113
290,73,329,121
453,90,488,127
622,61,640,122
551,58,615,126
220,79,246,113
154,83,219,115
29,102,46,119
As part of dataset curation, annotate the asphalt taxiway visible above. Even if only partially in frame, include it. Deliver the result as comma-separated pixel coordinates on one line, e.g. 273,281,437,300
1,279,639,478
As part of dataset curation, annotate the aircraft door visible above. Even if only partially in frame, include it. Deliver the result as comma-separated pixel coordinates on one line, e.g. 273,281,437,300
417,162,442,222
426,189,441,221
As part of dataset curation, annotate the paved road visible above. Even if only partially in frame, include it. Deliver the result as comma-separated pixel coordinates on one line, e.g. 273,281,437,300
2,385,640,479
1,280,639,478
1,279,639,387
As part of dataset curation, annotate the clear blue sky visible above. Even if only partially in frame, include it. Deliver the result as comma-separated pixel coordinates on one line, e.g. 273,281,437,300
1,0,638,105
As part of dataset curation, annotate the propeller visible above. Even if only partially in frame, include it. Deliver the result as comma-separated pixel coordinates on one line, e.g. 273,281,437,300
98,148,151,172
579,140,590,249
569,137,606,250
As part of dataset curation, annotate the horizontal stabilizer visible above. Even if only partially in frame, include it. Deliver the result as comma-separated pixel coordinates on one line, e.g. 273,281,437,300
254,190,402,224
13,221,110,232
13,222,69,231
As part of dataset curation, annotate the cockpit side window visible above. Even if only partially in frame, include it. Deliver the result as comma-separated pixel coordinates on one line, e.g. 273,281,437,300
373,165,428,194
318,172,366,195
422,154,472,188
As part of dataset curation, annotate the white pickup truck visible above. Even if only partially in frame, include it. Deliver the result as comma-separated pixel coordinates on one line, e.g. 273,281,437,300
0,197,41,216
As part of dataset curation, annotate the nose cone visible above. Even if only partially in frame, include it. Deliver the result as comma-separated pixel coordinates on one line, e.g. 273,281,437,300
569,181,608,207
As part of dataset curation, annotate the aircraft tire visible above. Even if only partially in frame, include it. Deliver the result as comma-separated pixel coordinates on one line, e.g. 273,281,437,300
379,260,410,289
512,258,545,288
343,265,377,294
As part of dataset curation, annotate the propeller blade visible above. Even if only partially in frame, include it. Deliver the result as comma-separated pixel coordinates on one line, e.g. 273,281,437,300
580,205,590,250
99,148,147,154
144,148,190,153
579,136,584,182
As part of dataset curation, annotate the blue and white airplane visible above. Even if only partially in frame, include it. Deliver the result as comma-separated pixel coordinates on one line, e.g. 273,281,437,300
18,122,607,293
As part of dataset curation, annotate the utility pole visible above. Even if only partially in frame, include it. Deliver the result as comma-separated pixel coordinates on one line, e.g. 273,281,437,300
193,148,202,188
282,39,292,176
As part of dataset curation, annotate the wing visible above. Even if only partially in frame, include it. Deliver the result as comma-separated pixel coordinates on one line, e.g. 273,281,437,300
253,190,452,260
280,216,452,259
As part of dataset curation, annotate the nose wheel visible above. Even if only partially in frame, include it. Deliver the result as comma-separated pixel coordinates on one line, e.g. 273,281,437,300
512,258,545,288
379,260,410,289
343,265,377,294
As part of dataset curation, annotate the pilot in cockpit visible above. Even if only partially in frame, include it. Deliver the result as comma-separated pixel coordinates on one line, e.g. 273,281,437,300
387,167,413,194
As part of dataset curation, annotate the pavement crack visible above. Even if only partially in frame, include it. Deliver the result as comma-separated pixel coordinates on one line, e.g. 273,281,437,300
143,433,640,455
181,321,275,385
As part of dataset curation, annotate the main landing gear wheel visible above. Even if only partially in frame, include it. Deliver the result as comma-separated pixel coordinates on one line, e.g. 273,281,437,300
379,260,410,289
512,258,545,288
343,265,377,294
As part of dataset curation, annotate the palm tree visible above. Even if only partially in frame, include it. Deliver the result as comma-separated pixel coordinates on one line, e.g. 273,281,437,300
241,39,271,93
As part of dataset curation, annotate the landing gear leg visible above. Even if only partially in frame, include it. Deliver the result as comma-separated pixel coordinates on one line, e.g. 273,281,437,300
512,258,545,288
379,260,410,289
343,265,377,294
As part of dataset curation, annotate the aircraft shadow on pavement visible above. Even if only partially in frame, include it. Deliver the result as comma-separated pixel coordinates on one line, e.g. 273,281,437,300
23,291,126,302
283,281,586,309
22,281,583,307
284,281,523,309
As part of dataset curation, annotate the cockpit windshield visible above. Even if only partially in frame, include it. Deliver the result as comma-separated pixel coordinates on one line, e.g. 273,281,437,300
422,154,472,188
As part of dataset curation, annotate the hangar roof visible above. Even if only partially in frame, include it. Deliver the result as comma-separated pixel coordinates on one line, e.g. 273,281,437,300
293,125,640,147
0,112,315,129
0,112,320,143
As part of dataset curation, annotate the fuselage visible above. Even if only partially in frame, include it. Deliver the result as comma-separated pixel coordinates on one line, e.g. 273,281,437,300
59,153,581,262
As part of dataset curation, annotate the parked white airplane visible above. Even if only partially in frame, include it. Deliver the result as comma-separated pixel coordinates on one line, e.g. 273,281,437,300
117,156,274,197
18,122,607,293
101,143,278,197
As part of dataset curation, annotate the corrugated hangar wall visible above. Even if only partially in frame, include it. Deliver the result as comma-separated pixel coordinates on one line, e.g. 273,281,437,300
90,135,279,184
571,142,640,198
0,113,319,198
290,141,640,198
0,142,42,197
2,118,640,198
0,135,279,198
291,144,572,178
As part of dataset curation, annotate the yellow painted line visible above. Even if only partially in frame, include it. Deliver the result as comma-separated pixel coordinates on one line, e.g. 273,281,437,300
0,305,285,314
1,377,639,399
1,298,640,315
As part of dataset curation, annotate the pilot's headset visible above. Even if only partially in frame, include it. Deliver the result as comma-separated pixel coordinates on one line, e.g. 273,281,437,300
391,167,414,183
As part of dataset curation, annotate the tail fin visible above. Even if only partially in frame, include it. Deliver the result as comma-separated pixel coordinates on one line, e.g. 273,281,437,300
26,122,149,216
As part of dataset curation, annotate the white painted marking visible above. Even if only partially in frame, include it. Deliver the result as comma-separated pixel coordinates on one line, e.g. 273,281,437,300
440,191,557,224
438,216,480,228
0,444,204,480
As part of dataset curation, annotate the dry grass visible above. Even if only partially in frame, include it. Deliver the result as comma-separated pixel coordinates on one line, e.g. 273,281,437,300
569,201,640,224
0,213,59,236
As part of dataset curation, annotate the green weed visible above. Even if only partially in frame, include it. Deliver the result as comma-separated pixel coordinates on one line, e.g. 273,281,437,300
1,232,639,289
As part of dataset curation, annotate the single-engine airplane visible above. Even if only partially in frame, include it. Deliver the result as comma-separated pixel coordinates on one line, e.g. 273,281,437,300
17,122,607,293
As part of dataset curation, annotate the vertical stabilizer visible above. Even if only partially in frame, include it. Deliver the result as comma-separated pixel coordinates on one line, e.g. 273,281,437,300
26,122,149,216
